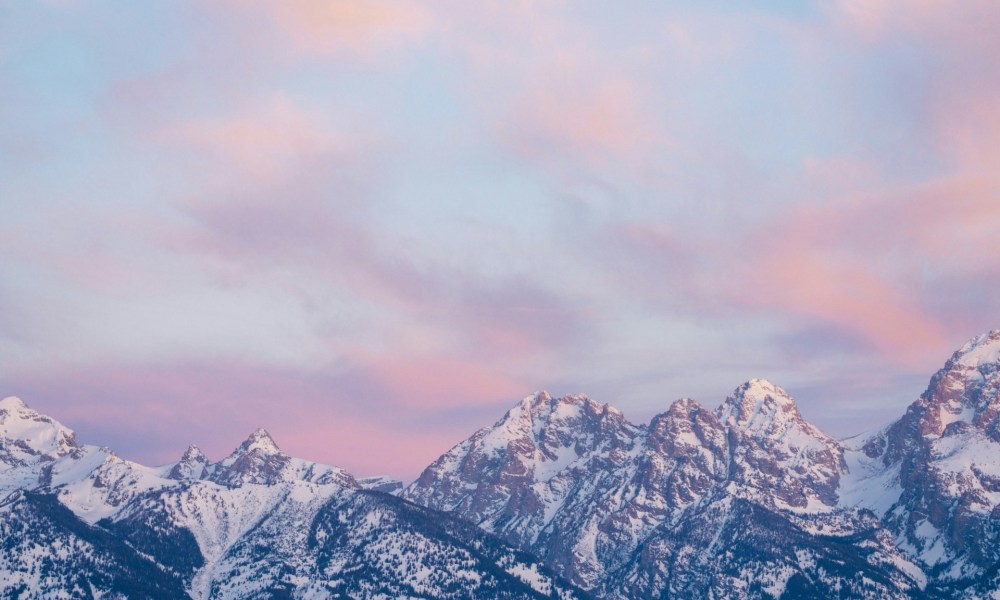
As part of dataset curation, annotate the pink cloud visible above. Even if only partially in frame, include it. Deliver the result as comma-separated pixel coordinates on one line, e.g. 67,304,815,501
346,353,527,409
597,154,998,371
800,155,884,198
156,94,374,186
7,361,515,480
599,210,952,370
935,95,1000,172
833,0,1000,169
726,171,1000,368
426,2,676,179
678,0,1000,366
156,174,597,367
280,418,467,481
897,179,1000,264
0,200,208,299
835,0,1000,48
208,0,433,60
595,223,704,311
506,77,663,173
740,249,948,368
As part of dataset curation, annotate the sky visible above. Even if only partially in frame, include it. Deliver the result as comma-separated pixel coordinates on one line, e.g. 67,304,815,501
1,0,999,481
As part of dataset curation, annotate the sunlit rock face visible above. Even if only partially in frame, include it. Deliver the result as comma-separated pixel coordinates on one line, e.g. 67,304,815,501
868,330,1000,594
405,380,906,597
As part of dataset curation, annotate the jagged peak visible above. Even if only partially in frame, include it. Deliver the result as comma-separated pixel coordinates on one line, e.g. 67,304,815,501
648,397,720,447
211,428,291,485
238,428,282,455
179,444,208,463
949,329,1000,369
519,390,595,407
649,397,710,429
898,329,1000,441
514,391,606,419
249,427,271,439
216,429,283,468
470,391,634,460
533,390,553,403
169,444,210,480
743,377,789,397
666,397,707,415
518,390,553,410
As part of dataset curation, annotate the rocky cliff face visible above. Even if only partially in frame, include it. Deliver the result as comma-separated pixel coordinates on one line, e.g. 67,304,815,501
717,378,845,510
860,329,1000,596
403,379,917,597
404,392,646,588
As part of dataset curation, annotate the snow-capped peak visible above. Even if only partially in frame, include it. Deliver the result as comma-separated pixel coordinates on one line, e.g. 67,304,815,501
892,329,1000,441
665,396,708,417
716,379,844,511
500,392,606,438
521,391,625,423
180,444,208,462
210,429,290,486
168,444,210,480
0,396,28,411
951,329,1000,369
521,390,553,409
247,427,281,452
716,378,800,433
238,428,281,455
647,396,725,458
0,396,78,460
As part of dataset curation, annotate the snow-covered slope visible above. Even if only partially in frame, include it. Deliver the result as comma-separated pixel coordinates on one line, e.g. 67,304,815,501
0,396,79,492
0,489,189,599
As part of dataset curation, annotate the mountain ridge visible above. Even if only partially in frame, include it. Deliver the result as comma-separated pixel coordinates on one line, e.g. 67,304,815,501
2,329,1000,598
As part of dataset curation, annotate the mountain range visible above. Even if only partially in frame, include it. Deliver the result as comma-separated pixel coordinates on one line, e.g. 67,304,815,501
3,330,1000,598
